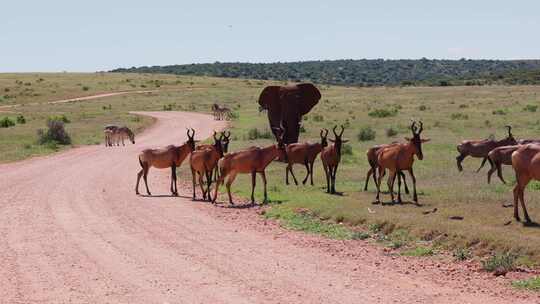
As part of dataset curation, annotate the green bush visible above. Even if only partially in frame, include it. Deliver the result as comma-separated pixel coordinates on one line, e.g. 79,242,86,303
451,113,469,120
351,231,370,240
342,144,353,155
368,108,398,118
313,114,324,122
248,128,272,140
385,127,398,137
163,104,173,111
37,119,71,145
523,104,538,112
48,114,70,123
16,115,26,124
418,105,427,111
82,86,90,91
452,247,472,261
357,127,376,141
0,117,15,128
492,109,507,115
481,252,517,274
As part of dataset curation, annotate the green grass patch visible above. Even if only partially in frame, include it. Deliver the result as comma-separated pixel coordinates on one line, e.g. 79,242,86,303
402,246,435,257
512,277,540,291
264,205,354,240
482,252,517,274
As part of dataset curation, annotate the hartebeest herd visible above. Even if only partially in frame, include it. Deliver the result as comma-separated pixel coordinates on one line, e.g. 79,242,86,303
103,98,540,225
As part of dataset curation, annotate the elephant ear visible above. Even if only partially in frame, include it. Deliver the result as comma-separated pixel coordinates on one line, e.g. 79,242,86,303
258,86,281,111
258,86,283,137
295,83,321,116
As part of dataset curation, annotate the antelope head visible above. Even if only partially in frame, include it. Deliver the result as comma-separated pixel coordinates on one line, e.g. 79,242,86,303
329,125,348,155
212,131,224,157
186,128,197,151
504,125,517,145
220,131,231,153
273,127,287,161
320,128,329,148
406,120,430,160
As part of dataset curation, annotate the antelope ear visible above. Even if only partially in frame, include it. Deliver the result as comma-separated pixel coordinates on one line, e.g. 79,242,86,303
341,139,349,143
404,137,411,141
421,138,431,143
329,139,335,143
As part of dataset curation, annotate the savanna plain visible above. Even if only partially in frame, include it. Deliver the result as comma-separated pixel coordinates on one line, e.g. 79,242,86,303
2,72,540,286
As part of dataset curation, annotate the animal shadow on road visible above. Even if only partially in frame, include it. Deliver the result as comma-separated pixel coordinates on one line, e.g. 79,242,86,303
375,200,424,207
523,221,540,228
140,194,191,199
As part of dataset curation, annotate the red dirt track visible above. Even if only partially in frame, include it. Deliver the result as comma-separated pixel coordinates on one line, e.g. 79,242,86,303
0,111,536,303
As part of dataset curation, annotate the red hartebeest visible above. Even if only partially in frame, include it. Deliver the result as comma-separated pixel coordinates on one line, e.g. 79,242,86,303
364,142,409,194
375,121,429,204
190,131,224,201
284,128,329,186
212,130,286,205
510,143,540,223
456,126,516,172
321,125,348,194
136,128,196,196
487,145,521,184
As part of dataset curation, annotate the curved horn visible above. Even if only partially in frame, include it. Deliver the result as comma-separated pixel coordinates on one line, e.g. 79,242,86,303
324,128,329,137
225,131,231,138
410,120,417,133
332,125,338,137
339,125,345,137
213,130,218,141
505,125,512,137
418,121,423,134
320,129,324,138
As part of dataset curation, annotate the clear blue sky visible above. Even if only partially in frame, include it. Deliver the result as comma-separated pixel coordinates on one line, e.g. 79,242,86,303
1,0,539,72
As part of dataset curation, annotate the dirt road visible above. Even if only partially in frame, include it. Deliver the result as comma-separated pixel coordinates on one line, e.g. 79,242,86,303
0,111,535,303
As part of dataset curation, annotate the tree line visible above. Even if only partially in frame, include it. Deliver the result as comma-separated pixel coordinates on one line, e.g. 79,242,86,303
111,59,540,86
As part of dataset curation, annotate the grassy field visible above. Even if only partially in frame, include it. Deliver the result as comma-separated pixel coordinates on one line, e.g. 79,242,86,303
3,73,540,264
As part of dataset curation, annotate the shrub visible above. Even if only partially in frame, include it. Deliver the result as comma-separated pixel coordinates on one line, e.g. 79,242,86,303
418,105,427,111
351,231,370,240
102,104,112,110
459,104,469,108
492,109,507,115
402,246,434,257
163,104,173,111
388,229,411,249
451,113,469,120
453,247,472,261
37,119,71,145
0,117,15,128
368,108,398,118
481,252,517,275
82,86,90,91
357,127,376,141
342,144,353,155
16,115,26,124
48,114,70,123
385,127,398,137
248,128,272,140
299,125,306,133
313,114,324,122
523,104,538,112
